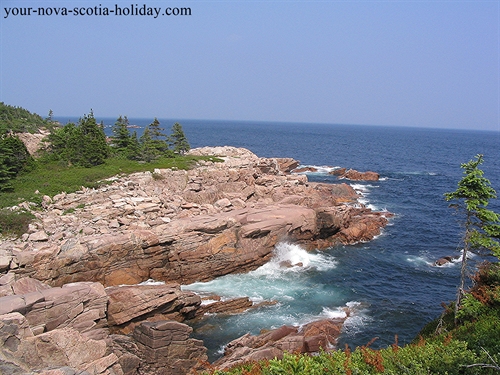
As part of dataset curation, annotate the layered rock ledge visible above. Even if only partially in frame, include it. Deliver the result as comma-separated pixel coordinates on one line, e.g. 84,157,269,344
0,146,392,374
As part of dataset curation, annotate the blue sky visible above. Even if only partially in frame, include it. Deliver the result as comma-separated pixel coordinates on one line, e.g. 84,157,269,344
1,1,498,130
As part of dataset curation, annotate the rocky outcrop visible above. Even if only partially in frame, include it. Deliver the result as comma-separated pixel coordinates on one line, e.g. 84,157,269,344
1,147,390,288
0,312,122,375
196,297,254,317
106,283,201,334
338,169,380,181
132,321,208,375
0,146,392,374
0,280,209,375
0,280,108,339
434,255,461,266
329,167,347,176
214,318,346,370
16,129,50,156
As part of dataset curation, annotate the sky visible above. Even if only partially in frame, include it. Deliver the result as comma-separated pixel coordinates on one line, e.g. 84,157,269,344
0,0,498,131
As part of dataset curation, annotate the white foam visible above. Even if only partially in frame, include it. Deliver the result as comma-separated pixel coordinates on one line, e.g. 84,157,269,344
201,299,223,305
321,306,348,319
138,279,165,286
182,243,337,304
294,165,342,174
398,171,438,176
254,242,337,275
406,255,434,267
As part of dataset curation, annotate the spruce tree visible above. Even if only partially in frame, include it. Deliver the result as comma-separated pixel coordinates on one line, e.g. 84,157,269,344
76,111,109,167
126,131,141,160
44,111,109,167
0,135,33,191
169,122,190,155
146,117,169,154
139,127,157,162
111,115,132,151
445,154,500,322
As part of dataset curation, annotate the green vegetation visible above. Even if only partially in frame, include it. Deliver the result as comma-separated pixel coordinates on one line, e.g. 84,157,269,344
44,111,110,167
0,134,34,192
0,104,216,237
169,122,191,155
444,154,500,322
0,102,50,134
202,338,495,375
0,209,35,238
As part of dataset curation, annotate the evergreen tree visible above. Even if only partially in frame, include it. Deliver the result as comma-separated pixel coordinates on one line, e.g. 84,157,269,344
0,135,33,191
146,117,169,153
45,122,77,162
126,131,142,160
76,111,109,167
139,127,158,162
445,154,500,322
169,122,190,155
47,109,54,122
44,111,109,167
111,115,132,151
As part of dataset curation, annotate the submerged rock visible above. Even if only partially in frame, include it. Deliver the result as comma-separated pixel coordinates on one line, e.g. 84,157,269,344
434,255,461,266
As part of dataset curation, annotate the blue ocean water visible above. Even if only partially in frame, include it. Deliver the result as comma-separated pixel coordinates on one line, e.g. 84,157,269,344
57,117,500,359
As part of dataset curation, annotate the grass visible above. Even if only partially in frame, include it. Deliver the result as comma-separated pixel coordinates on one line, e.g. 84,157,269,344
0,155,222,209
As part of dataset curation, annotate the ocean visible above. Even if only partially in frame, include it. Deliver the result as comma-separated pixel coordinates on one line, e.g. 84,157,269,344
57,117,500,360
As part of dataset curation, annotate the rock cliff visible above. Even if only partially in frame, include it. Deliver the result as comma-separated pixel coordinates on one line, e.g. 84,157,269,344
0,146,392,374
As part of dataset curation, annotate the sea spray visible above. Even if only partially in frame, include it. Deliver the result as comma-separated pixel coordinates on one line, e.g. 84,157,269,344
184,243,355,360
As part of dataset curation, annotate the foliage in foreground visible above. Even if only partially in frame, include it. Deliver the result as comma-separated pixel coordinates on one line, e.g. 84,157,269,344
201,336,497,375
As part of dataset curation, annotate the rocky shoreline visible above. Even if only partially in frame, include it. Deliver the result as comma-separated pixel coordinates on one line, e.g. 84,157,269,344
0,146,392,375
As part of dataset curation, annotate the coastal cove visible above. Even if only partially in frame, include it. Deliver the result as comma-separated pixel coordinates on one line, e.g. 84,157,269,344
1,118,499,372
57,117,500,357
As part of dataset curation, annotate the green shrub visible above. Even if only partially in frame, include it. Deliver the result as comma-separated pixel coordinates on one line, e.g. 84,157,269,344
0,209,35,238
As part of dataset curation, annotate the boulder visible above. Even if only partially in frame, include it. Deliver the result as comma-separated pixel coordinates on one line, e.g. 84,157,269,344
214,318,346,370
339,169,380,181
434,255,461,266
196,297,253,316
275,158,300,173
106,284,201,334
329,167,346,176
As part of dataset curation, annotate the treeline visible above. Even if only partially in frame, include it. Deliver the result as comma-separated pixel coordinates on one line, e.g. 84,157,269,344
0,102,49,134
44,112,190,167
0,103,190,191
0,102,41,192
109,115,190,162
